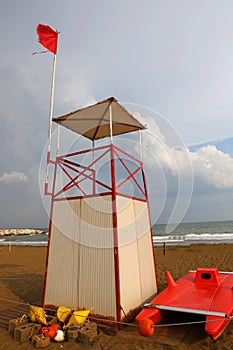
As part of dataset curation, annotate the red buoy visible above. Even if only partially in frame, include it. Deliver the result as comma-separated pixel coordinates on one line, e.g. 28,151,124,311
138,318,154,337
50,323,60,332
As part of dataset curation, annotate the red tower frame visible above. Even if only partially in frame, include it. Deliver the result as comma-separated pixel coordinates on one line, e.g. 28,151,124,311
42,98,157,325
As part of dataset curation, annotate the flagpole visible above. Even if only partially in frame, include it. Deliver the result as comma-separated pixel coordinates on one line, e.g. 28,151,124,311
45,51,57,195
35,24,59,194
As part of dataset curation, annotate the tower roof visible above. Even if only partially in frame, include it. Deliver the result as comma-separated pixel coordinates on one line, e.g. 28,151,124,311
52,97,146,141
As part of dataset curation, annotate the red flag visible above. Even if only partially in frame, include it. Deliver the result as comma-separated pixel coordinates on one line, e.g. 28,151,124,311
36,24,58,54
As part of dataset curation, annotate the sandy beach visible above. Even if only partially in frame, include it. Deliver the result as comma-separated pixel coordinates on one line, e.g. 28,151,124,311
1,243,233,349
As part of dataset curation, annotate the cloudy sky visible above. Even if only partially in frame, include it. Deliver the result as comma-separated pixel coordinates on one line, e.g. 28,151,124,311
0,0,233,228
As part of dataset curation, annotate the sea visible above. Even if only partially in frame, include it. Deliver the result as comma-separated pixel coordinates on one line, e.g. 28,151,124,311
152,220,233,245
0,220,232,246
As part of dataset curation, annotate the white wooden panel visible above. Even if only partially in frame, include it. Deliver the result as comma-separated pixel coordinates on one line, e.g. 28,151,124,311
116,196,137,247
118,241,142,314
117,196,157,315
44,228,80,307
137,231,157,300
44,196,116,318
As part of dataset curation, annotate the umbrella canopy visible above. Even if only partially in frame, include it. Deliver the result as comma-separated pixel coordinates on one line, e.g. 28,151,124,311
52,97,146,141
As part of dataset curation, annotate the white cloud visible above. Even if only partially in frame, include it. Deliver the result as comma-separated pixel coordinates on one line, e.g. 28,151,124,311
191,145,233,189
136,115,233,227
139,113,192,176
139,114,233,190
0,171,28,184
135,112,193,229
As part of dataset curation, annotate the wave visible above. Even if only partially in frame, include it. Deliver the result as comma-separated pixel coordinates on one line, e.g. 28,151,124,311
153,233,233,245
0,241,48,247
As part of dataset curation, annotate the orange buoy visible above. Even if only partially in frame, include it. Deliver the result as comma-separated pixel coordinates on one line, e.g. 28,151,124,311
138,318,154,337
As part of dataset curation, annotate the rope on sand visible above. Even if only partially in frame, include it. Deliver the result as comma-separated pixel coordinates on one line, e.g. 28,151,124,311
216,245,230,269
0,296,232,329
0,297,30,306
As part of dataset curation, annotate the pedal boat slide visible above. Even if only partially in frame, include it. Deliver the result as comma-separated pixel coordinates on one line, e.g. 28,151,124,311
136,268,233,340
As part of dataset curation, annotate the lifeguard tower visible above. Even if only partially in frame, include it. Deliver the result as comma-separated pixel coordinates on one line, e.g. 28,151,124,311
42,97,157,324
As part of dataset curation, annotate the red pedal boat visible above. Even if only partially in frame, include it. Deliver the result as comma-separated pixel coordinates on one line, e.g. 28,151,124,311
136,268,233,340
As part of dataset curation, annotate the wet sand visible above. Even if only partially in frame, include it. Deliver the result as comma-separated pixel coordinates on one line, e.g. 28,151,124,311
0,243,233,349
